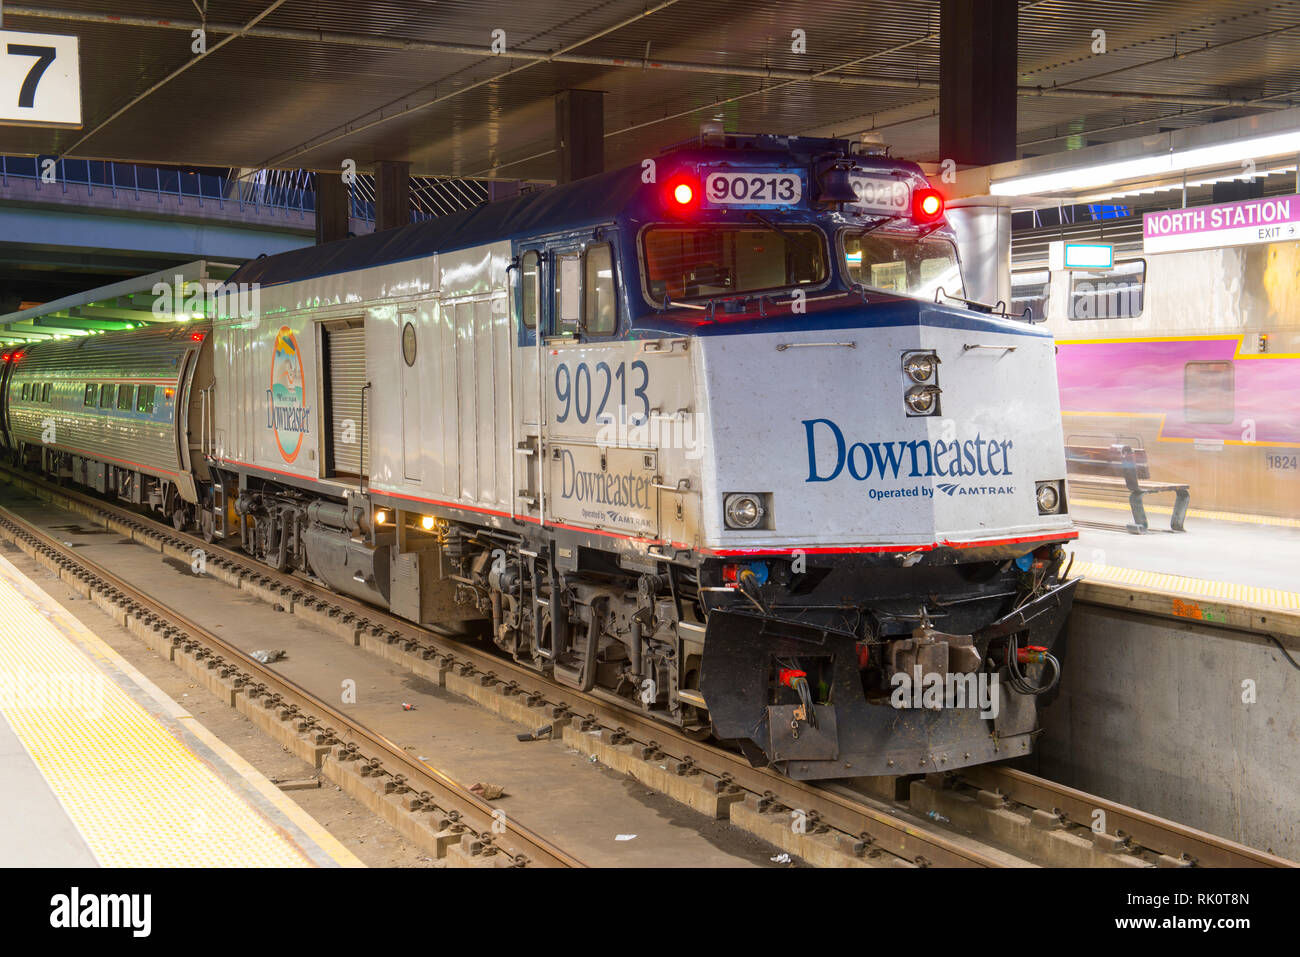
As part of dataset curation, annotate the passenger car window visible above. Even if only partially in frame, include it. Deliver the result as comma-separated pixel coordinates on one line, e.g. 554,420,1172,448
1069,259,1145,320
136,385,156,414
1184,361,1234,424
1011,269,1051,322
584,243,617,335
41,383,50,403
520,250,540,330
100,384,115,408
84,384,97,407
20,383,28,401
117,385,135,411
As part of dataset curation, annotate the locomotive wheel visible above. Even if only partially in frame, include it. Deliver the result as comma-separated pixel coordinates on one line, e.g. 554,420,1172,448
200,508,216,544
172,505,191,531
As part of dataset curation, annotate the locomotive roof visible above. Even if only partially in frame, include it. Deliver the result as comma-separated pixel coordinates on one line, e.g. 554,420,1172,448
231,164,646,289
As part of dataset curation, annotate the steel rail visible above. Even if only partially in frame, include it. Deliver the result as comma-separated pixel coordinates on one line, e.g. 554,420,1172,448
965,766,1296,869
0,496,585,869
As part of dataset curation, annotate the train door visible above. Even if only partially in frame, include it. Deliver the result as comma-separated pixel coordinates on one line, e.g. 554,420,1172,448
540,234,660,542
321,317,368,479
398,307,423,482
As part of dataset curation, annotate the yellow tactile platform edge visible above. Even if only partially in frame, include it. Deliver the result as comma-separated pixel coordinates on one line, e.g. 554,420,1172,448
1071,559,1300,612
1071,497,1300,530
0,554,361,867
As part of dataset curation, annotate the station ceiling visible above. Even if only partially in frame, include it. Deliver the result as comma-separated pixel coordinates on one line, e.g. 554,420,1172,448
3,0,1300,181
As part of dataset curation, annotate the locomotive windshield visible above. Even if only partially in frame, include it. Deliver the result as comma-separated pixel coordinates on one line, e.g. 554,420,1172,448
642,225,827,302
841,231,964,301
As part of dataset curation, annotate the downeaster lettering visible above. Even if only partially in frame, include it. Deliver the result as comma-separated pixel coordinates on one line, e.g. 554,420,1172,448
802,417,1014,483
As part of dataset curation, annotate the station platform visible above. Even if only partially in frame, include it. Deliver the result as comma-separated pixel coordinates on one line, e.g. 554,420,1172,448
1067,497,1300,612
0,553,362,868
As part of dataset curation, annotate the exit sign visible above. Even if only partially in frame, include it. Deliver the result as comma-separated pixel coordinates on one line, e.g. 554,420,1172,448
1,30,81,128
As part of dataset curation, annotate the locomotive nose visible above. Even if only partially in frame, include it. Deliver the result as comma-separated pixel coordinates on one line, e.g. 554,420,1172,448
698,301,1071,551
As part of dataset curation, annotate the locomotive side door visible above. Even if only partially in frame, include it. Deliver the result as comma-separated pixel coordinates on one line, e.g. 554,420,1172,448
513,247,546,520
540,233,661,543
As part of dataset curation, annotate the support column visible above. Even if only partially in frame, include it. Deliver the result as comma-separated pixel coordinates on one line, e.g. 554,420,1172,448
375,160,411,232
315,172,350,245
940,0,1018,167
554,90,604,184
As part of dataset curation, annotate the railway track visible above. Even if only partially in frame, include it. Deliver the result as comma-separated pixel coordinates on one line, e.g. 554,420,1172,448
0,493,583,869
1,464,1291,870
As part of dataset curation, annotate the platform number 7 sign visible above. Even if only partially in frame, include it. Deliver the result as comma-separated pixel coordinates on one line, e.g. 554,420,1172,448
1,29,81,128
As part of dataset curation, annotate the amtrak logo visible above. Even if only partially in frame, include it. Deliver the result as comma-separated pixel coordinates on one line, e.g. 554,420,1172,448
937,482,961,496
267,326,310,464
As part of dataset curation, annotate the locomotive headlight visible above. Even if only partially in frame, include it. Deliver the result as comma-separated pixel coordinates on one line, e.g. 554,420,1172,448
904,385,942,416
902,351,938,383
724,493,767,530
1035,481,1064,514
374,509,388,525
420,515,436,531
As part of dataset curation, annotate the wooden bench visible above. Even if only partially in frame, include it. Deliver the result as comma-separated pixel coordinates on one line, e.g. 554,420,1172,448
1066,443,1190,534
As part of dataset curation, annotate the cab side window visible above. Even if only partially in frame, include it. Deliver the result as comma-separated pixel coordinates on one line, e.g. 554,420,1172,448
584,243,617,336
554,252,582,336
520,250,540,330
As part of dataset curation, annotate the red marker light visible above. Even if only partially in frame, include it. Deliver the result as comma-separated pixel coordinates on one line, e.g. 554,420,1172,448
190,332,205,341
664,176,700,213
913,187,944,223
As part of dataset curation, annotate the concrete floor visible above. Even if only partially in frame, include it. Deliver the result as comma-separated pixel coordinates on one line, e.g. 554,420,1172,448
0,485,788,867
0,708,99,866
1070,502,1300,595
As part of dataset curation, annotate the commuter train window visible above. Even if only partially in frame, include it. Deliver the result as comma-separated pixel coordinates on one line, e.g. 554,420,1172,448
1011,269,1050,321
83,384,96,407
41,383,50,403
1184,361,1234,424
99,384,114,408
583,242,617,335
117,384,135,411
1068,259,1145,320
840,231,962,301
554,252,582,335
519,250,540,330
643,225,827,303
136,385,156,414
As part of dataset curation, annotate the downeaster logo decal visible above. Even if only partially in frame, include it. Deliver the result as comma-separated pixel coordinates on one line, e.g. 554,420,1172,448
267,326,310,463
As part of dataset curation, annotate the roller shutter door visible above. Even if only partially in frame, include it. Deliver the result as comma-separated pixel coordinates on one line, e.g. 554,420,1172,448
325,322,367,477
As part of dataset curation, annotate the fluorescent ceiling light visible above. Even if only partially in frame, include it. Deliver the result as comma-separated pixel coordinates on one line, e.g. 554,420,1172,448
991,129,1300,196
